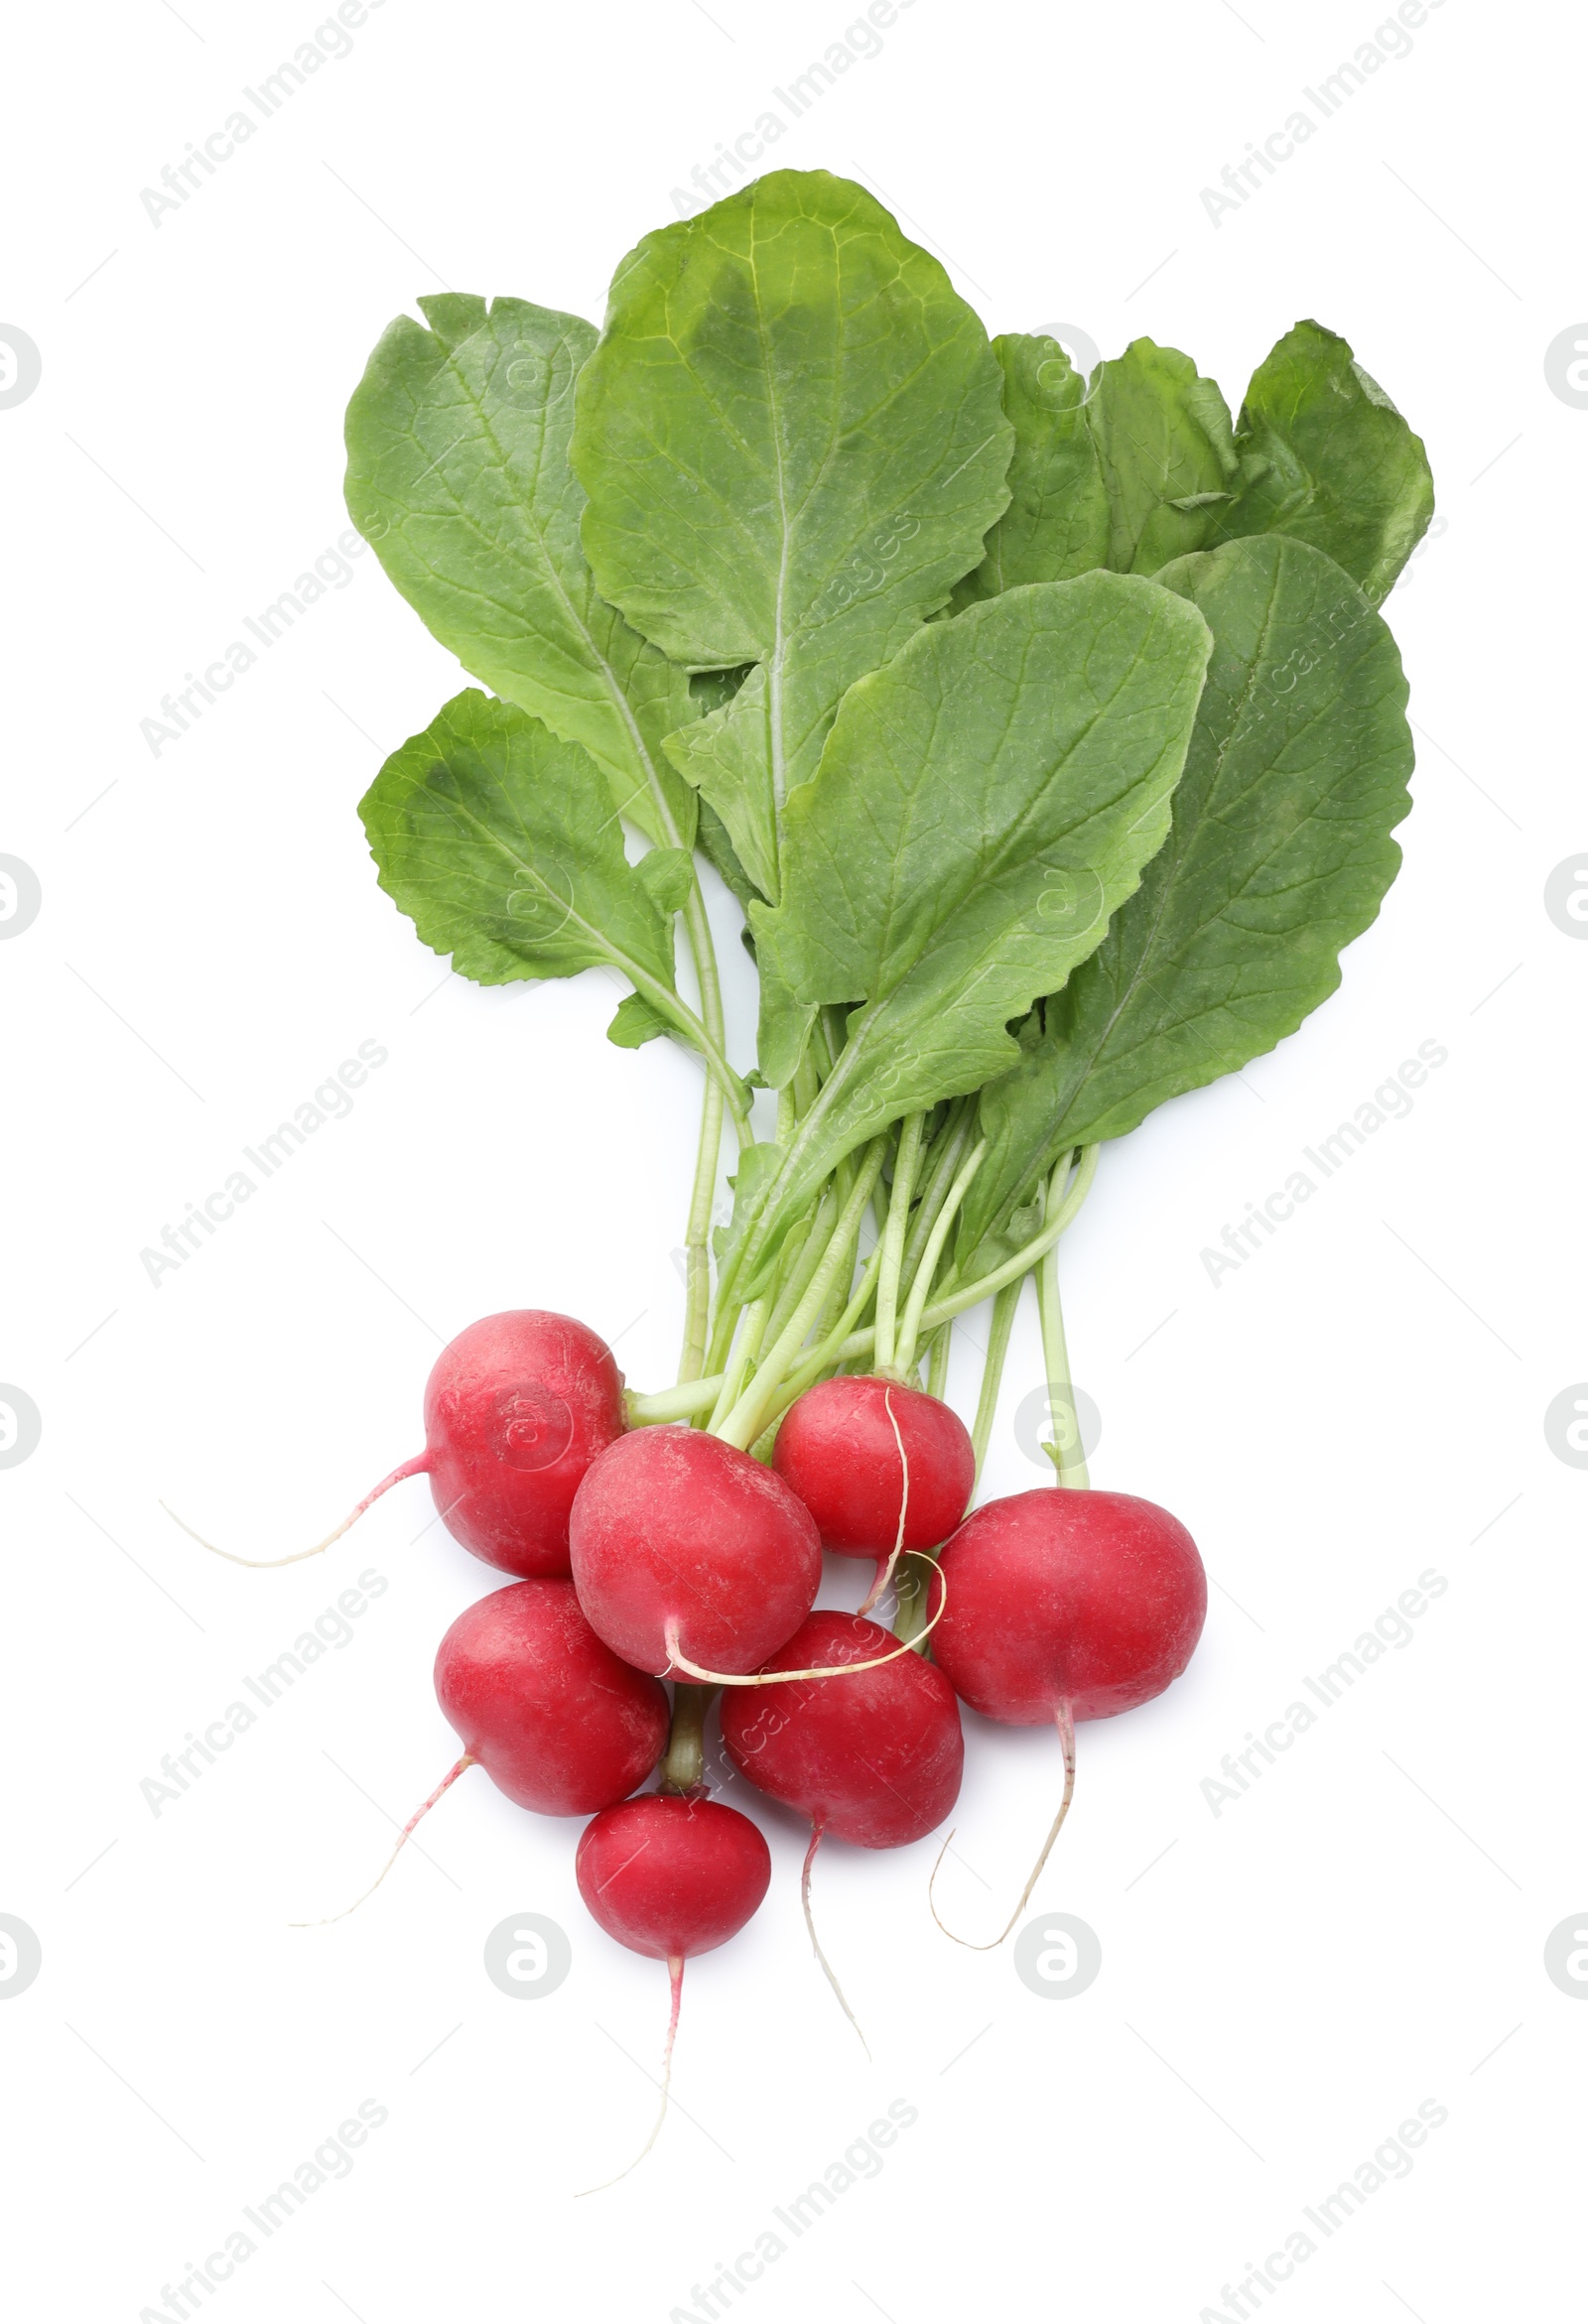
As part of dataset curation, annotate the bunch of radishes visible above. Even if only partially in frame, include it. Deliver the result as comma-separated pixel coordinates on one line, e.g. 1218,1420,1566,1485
176,160,1431,2174
182,1304,1204,2174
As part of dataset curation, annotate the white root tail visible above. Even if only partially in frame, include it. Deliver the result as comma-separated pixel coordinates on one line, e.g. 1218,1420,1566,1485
929,1701,1077,1950
802,1824,869,2058
162,1453,432,1569
291,1751,474,1927
662,1563,946,1687
578,1953,684,2195
856,1386,909,1618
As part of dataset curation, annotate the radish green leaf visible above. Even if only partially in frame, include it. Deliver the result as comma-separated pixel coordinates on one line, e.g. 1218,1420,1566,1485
359,689,681,997
344,296,697,850
745,571,1213,1236
1210,320,1435,604
958,535,1414,1258
570,169,1013,905
949,335,1110,608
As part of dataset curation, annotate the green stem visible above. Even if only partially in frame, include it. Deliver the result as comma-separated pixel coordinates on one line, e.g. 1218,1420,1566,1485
657,1682,714,1792
829,1143,1100,1365
631,1146,1101,1434
707,1295,769,1433
763,1236,885,1419
629,966,750,1145
757,1184,836,1356
895,1140,987,1376
970,1278,1022,1481
670,870,740,1383
925,1323,951,1401
702,1082,799,1381
872,1112,925,1375
715,1139,888,1451
1036,1153,1089,1489
898,1101,972,1289
676,1073,724,1385
891,1553,938,1655
627,1378,722,1425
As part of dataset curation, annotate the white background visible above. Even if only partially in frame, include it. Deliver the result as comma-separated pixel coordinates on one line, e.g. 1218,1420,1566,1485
3,2,1581,2318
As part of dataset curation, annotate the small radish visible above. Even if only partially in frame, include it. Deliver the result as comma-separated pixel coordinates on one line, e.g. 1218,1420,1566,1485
169,1310,624,1579
570,1426,822,1679
929,1487,1206,1944
300,1579,668,1920
721,1611,963,2042
575,1791,770,2185
772,1376,975,1611
435,1580,670,1812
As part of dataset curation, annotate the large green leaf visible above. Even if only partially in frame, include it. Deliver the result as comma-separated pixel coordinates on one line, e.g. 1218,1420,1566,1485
358,690,681,1001
570,169,1013,905
958,536,1413,1257
950,334,1110,608
1086,338,1241,575
950,323,1434,611
1209,320,1435,604
343,295,696,849
744,572,1213,1242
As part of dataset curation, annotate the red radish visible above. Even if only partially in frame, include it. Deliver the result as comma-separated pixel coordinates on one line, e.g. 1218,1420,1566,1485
929,1487,1207,1944
435,1581,669,1812
570,1426,822,1679
722,1613,963,1846
575,1792,770,2185
773,1376,975,1610
299,1579,667,1922
721,1611,964,2043
168,1310,624,1579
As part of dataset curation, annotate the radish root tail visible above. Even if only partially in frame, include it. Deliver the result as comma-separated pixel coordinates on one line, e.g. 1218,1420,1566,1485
578,1953,684,2195
801,1824,870,2058
662,1565,946,1687
929,1701,1077,1950
856,1386,909,1618
162,1453,432,1569
291,1750,473,1927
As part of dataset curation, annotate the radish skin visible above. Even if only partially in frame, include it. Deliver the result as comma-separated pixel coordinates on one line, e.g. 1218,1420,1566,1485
575,1792,771,2188
570,1427,821,1678
928,1487,1206,1943
167,1310,624,1578
297,1580,667,1922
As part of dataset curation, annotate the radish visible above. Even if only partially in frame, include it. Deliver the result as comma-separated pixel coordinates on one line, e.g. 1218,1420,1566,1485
929,1487,1206,1943
434,1580,670,1812
569,1426,823,1679
772,1376,975,1612
300,1579,668,1921
169,1311,624,1579
721,1610,963,2041
575,1791,770,2184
